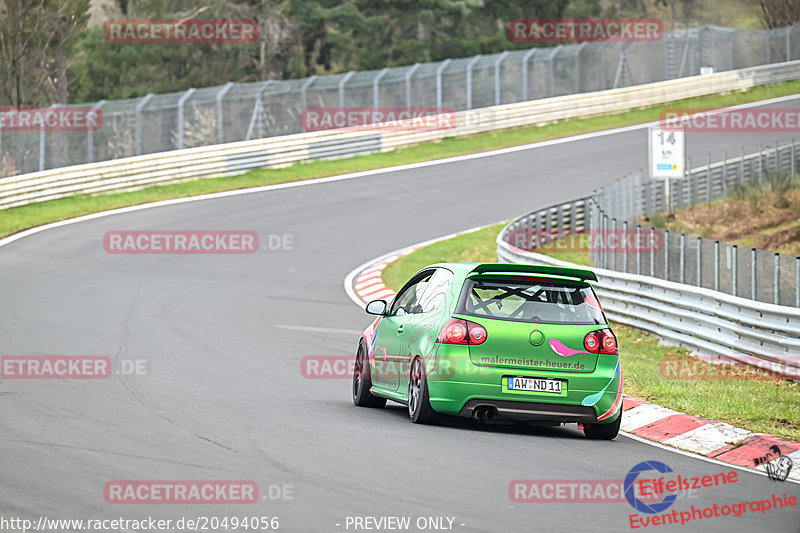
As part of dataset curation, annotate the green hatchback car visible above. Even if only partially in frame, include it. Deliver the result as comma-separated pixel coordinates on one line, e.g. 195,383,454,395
352,262,623,439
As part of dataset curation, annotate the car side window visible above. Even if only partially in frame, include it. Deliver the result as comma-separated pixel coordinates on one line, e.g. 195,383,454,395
416,269,454,313
389,271,434,316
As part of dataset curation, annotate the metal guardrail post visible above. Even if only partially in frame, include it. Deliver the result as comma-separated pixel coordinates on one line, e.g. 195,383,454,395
495,51,509,106
300,75,317,112
216,82,234,144
135,93,154,156
338,71,355,109
774,253,780,305
714,241,720,291
435,59,452,112
521,49,537,101
87,100,106,163
751,248,757,300
177,88,196,150
404,64,420,109
466,55,482,110
373,68,389,109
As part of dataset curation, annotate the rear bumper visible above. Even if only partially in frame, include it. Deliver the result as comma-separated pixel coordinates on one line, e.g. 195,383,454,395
426,345,623,424
457,399,598,423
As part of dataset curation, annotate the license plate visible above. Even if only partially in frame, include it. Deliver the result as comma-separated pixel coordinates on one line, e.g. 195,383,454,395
507,377,562,393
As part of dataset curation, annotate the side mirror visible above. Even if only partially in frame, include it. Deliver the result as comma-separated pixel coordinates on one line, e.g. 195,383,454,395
365,300,387,316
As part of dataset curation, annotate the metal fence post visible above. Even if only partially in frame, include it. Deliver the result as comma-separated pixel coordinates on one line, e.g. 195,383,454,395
706,154,711,203
466,55,481,110
245,81,272,140
697,237,702,287
679,233,686,284
215,82,234,144
665,230,670,281
87,99,106,163
636,224,641,275
714,240,720,291
732,245,738,297
751,248,757,300
758,144,763,186
338,71,355,109
740,147,745,189
134,93,153,155
747,32,752,67
792,139,796,185
373,68,388,109
39,103,59,171
548,46,561,97
177,88,196,150
495,51,508,106
574,43,586,92
787,26,792,61
622,220,628,273
796,257,800,307
729,31,735,70
722,149,727,198
404,64,420,109
774,253,780,305
521,49,537,101
300,75,317,112
435,59,452,112
650,228,656,277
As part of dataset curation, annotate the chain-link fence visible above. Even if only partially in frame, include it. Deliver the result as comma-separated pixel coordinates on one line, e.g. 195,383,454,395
2,24,800,177
589,139,800,307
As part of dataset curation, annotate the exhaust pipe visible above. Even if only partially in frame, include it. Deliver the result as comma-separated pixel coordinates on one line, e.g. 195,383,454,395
473,406,498,423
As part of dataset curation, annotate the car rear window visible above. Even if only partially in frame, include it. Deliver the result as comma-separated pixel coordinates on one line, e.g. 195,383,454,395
457,278,605,325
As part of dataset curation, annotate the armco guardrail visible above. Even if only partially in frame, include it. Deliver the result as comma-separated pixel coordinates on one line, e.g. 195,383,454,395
497,236,800,380
4,59,800,210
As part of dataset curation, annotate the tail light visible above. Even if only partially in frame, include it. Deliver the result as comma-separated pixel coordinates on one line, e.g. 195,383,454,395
584,328,618,355
437,318,487,345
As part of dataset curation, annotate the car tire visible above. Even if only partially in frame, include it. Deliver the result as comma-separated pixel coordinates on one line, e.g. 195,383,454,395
583,411,622,440
408,357,440,424
352,343,386,408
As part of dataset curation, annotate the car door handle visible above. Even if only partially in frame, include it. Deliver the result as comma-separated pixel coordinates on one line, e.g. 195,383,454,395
397,325,404,334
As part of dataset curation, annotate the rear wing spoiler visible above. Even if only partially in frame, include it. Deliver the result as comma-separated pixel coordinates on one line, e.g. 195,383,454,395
468,263,598,282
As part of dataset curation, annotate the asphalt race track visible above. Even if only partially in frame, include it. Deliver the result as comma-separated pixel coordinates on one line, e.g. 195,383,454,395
2,98,800,532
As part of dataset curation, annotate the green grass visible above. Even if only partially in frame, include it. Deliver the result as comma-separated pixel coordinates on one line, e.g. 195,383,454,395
4,79,800,238
381,224,800,442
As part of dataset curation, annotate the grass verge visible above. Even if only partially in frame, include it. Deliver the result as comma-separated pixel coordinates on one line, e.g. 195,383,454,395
380,224,800,441
4,80,800,238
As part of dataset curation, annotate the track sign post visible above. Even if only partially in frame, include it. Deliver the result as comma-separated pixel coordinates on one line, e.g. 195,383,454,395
649,126,685,212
